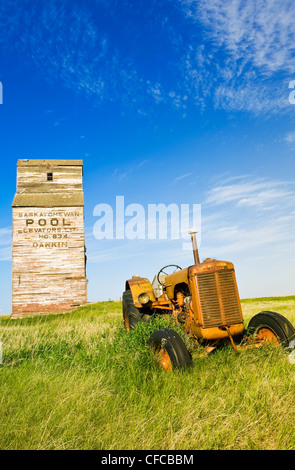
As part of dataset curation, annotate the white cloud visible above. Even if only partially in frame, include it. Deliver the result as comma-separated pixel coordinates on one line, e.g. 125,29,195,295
174,173,192,182
178,0,295,113
113,159,149,182
181,0,295,75
284,131,295,145
0,227,12,261
200,175,295,263
0,0,143,108
205,178,295,209
1,0,293,115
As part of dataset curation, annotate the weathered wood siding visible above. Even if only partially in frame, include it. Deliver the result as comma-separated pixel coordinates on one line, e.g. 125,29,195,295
16,165,83,193
11,160,87,317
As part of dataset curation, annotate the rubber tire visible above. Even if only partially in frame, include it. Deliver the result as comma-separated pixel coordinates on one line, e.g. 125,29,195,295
148,328,191,370
247,311,295,347
122,290,150,330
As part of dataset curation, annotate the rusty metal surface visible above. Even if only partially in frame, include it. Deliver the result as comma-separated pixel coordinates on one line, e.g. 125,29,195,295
185,259,243,336
126,276,156,307
195,269,243,329
126,257,244,342
165,268,189,299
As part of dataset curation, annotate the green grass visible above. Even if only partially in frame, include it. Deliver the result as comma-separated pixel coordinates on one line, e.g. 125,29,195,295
1,297,295,450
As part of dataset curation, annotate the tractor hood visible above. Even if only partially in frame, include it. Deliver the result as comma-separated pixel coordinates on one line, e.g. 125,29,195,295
165,259,235,300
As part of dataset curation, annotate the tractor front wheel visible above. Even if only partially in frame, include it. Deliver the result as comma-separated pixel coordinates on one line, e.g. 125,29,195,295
122,290,150,330
148,328,191,371
247,311,295,347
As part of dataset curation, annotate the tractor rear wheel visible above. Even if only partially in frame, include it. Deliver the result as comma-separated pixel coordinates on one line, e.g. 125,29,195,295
148,328,191,371
247,311,295,347
122,290,150,330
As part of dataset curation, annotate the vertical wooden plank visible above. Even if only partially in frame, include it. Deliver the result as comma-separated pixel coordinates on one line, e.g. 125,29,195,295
11,160,87,317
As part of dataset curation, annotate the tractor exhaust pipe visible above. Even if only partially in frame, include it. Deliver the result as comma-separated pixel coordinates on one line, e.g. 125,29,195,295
188,228,200,265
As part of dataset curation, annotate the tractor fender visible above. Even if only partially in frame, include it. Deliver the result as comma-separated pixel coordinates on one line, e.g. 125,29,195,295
125,276,156,307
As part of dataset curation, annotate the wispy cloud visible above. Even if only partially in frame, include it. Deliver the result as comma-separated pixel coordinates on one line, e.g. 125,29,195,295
113,159,149,182
1,0,293,115
0,0,143,108
205,177,295,209
174,173,192,183
178,0,295,113
0,227,12,261
182,0,295,74
201,175,295,258
284,131,295,147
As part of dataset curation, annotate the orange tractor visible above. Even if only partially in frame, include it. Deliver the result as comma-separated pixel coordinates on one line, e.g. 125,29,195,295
122,229,295,370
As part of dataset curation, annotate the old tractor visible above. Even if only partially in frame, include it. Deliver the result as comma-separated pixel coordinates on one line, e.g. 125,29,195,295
122,229,295,370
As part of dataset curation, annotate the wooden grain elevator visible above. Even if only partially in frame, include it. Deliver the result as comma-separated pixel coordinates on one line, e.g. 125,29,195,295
11,159,87,317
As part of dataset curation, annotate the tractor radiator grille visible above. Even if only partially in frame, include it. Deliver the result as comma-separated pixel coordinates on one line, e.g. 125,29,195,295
196,270,243,329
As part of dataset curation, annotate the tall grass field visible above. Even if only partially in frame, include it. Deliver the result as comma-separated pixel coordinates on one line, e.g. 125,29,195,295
1,296,295,450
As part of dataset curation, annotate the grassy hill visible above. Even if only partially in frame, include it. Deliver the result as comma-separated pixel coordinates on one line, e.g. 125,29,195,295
1,297,295,450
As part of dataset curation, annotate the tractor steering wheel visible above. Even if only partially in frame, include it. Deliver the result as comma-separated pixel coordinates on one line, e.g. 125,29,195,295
157,264,182,287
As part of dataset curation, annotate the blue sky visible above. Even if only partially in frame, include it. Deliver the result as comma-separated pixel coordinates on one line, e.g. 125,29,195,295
1,0,295,313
